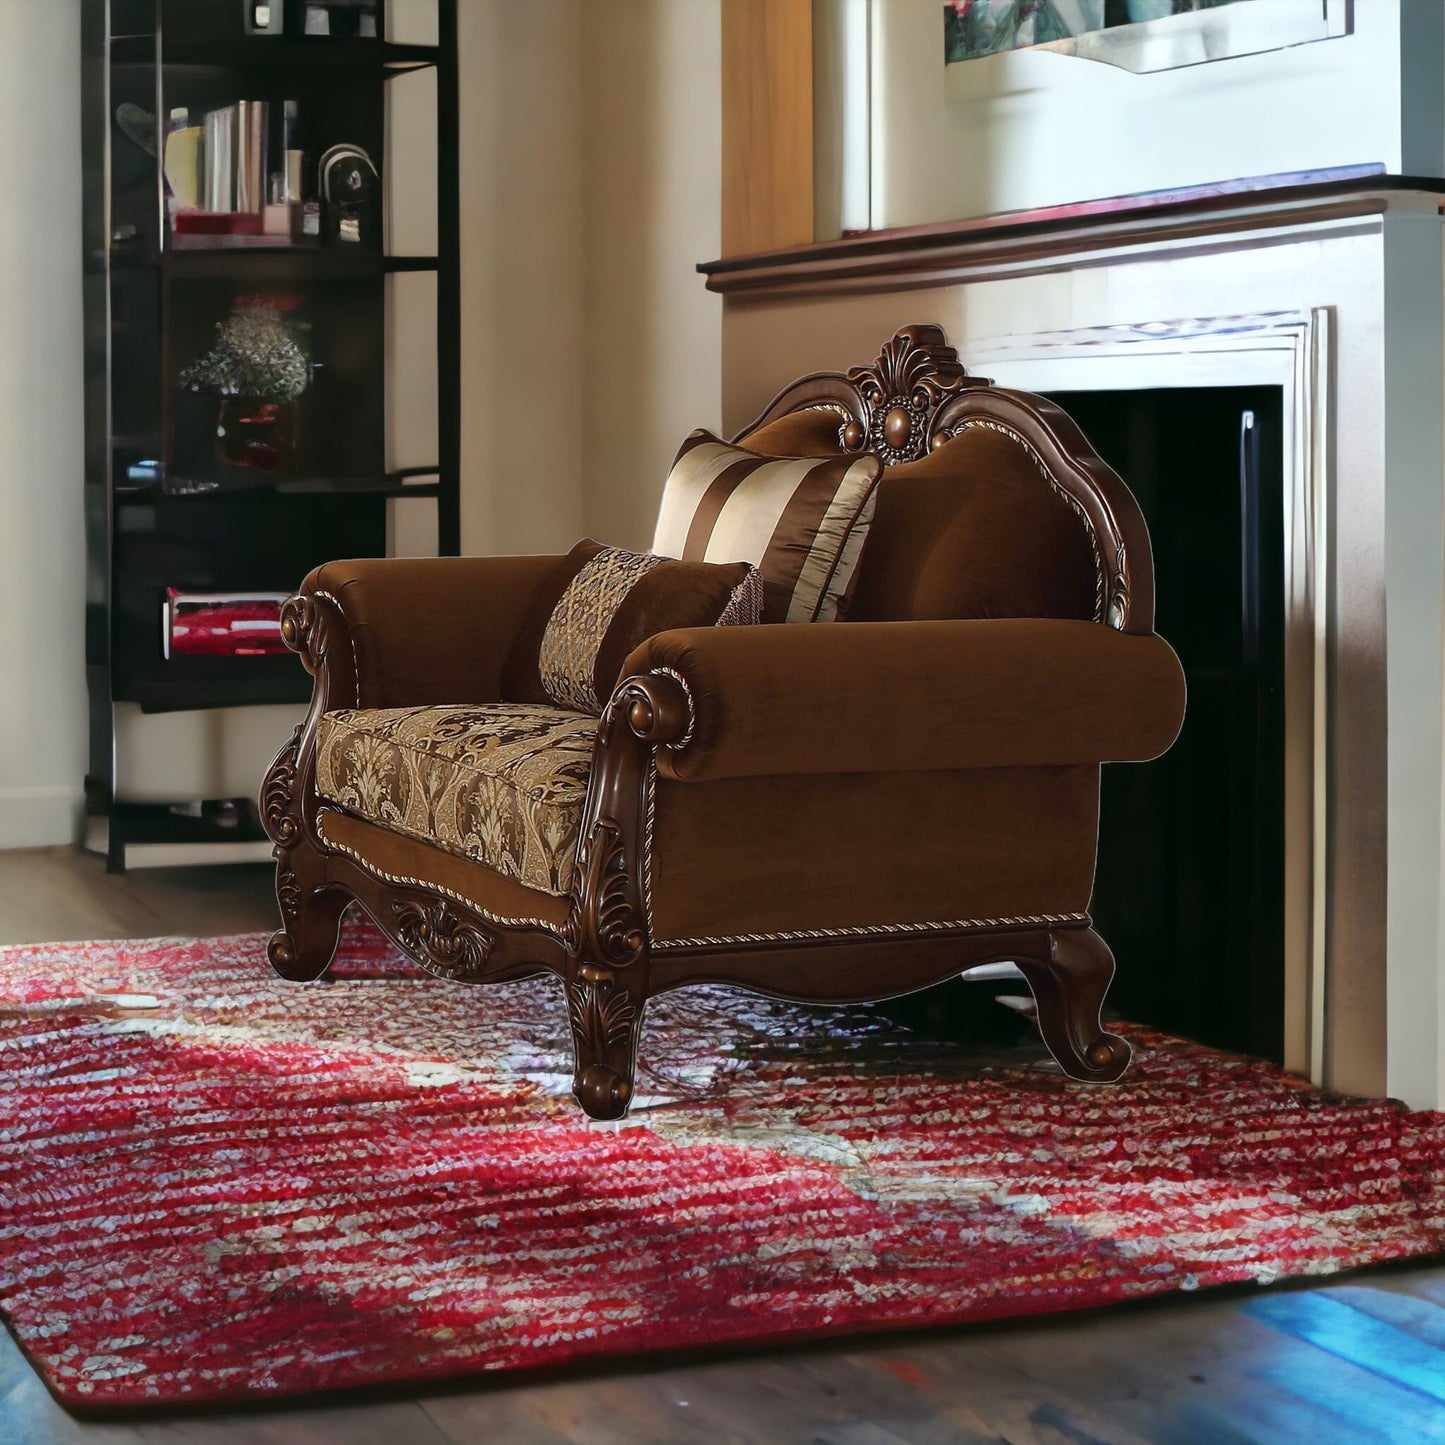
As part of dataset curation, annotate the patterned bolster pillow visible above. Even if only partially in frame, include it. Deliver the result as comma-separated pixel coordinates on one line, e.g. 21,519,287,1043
501,539,763,714
652,430,884,624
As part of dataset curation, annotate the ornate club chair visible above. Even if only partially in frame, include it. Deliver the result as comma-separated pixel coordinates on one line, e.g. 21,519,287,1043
261,326,1186,1120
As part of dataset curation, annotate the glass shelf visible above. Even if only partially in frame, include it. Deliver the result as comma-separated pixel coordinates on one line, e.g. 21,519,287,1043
110,247,439,279
115,472,441,500
111,37,438,71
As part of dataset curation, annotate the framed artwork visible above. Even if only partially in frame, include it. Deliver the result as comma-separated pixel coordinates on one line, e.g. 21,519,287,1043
944,0,1351,72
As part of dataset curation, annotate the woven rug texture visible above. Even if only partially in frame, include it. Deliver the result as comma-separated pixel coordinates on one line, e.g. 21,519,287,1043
1,917,1443,1408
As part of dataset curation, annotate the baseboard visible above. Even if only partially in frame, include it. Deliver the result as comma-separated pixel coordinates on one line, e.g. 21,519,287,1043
0,787,83,849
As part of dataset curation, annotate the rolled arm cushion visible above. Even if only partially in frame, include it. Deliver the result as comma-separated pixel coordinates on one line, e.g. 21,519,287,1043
299,555,563,709
623,617,1186,782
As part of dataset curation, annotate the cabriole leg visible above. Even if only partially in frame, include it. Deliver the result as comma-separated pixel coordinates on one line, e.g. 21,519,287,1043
565,960,646,1121
1014,927,1131,1083
268,840,347,982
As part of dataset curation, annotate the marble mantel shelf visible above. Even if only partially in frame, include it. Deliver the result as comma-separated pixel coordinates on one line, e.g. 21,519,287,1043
699,165,1445,299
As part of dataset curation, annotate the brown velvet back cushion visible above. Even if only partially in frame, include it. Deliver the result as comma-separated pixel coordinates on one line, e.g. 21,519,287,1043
735,419,1100,624
736,409,849,458
502,539,762,713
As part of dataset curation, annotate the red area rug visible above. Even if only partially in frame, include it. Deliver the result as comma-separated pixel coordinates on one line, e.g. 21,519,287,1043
1,918,1443,1409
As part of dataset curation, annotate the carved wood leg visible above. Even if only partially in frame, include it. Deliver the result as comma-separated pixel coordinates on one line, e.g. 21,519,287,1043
1013,927,1131,1083
565,959,647,1121
261,723,345,982
268,842,348,983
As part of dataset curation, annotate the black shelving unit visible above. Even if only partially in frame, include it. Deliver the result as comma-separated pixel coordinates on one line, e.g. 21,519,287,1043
81,0,460,870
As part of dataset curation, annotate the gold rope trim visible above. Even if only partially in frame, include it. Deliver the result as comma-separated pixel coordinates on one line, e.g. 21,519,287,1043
316,815,568,940
651,911,1090,951
310,589,363,706
648,666,696,751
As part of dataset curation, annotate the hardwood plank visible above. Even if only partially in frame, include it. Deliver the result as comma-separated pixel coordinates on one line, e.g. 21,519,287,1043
721,0,813,257
1320,1283,1445,1347
0,1330,149,1445
134,1399,457,1445
1245,1291,1445,1404
0,850,276,948
966,1294,1401,1445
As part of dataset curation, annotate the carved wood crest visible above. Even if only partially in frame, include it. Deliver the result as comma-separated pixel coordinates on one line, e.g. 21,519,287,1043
841,324,982,464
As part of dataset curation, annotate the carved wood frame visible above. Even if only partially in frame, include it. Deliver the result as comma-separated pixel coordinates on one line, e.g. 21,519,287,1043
735,322,1155,633
263,325,1148,1119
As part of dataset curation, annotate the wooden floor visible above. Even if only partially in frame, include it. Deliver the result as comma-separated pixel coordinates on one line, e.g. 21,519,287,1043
3,846,1445,1445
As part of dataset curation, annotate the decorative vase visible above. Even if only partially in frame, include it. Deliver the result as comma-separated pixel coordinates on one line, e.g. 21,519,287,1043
215,398,296,473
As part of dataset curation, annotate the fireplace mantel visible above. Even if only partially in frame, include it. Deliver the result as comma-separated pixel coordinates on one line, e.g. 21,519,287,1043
700,166,1444,299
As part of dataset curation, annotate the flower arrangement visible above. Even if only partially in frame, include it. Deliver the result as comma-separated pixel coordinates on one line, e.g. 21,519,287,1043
178,295,311,402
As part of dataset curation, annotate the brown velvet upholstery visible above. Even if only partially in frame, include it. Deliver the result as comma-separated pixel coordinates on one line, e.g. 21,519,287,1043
264,325,1188,1122
647,766,1100,944
626,617,1183,783
848,427,1101,624
739,408,850,458
304,554,560,709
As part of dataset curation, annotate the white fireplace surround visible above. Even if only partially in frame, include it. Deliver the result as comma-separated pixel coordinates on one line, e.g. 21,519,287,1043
720,192,1445,1108
966,311,1330,1090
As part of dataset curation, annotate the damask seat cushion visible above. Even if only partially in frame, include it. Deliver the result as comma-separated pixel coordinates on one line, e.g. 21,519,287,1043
314,704,596,897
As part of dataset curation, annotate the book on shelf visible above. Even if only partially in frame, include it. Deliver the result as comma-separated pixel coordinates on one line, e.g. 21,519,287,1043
174,100,276,237
162,589,290,659
203,106,233,212
162,111,203,212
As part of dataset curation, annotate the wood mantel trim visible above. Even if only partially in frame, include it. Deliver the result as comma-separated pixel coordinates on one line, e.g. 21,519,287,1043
721,0,814,258
700,166,1443,298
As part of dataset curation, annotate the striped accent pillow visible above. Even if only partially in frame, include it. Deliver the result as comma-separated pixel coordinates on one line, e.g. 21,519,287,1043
501,539,763,713
653,431,884,624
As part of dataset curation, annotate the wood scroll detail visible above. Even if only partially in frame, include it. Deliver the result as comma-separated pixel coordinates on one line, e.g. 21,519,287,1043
391,900,496,981
843,324,982,464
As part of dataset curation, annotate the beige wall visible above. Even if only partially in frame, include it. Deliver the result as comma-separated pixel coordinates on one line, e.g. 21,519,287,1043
0,0,86,846
458,0,722,557
457,0,587,556
581,0,723,549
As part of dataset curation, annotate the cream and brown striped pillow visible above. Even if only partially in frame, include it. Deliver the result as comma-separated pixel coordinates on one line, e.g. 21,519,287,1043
652,431,883,623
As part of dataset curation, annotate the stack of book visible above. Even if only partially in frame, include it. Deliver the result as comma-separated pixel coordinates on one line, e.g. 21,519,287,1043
162,589,290,658
164,101,300,238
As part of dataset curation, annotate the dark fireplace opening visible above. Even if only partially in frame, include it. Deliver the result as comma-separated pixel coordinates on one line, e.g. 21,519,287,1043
1047,386,1287,1062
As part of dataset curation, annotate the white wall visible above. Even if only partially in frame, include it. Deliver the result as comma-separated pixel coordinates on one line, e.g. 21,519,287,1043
0,0,86,846
863,0,1414,229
